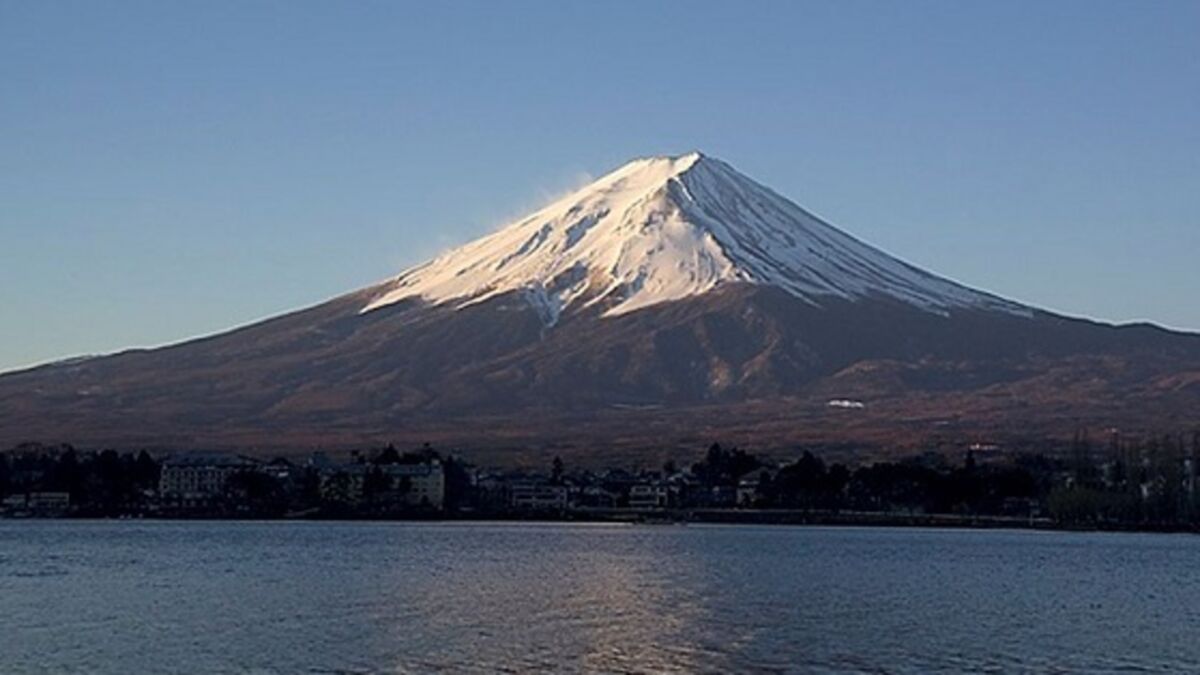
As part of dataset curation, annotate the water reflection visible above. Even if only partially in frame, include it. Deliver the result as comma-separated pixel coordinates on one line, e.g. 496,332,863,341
364,524,728,672
3,522,1200,673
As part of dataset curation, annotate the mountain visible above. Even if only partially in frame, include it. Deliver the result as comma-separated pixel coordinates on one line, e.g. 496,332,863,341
2,152,1198,461
363,152,1027,322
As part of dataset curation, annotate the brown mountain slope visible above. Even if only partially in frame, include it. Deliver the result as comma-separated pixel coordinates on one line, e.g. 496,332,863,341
1,284,1197,459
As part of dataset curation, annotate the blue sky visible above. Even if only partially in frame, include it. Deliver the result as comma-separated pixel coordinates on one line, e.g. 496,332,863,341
2,0,1197,372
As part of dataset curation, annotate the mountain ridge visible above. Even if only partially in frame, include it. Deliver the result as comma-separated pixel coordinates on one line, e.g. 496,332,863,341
1,152,1197,458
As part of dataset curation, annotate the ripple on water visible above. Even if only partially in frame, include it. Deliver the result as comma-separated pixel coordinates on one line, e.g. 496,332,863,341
1,522,1200,673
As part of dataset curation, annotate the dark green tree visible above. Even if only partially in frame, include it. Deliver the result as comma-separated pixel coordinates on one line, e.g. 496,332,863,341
363,465,392,499
49,448,84,500
323,472,354,505
551,456,565,484
132,451,159,490
226,471,286,515
376,444,401,465
442,456,473,511
299,467,323,505
0,453,10,498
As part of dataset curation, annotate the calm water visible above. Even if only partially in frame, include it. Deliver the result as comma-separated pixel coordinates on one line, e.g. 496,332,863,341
2,522,1199,674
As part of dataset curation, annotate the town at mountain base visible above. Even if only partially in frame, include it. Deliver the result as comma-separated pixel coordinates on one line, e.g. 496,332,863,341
9,436,1200,534
1,153,1198,458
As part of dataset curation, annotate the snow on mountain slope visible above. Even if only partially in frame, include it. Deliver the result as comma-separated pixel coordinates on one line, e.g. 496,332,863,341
363,152,1032,324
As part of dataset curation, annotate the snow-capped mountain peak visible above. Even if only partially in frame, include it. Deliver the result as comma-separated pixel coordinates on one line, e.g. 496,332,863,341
363,152,1031,323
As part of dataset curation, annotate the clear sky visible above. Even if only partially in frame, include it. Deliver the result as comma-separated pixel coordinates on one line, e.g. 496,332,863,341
2,0,1197,373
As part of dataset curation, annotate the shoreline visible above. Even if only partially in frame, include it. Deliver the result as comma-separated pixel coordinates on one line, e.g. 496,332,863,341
6,508,1199,536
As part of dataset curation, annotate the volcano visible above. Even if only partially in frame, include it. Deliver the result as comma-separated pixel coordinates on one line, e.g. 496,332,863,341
2,152,1197,460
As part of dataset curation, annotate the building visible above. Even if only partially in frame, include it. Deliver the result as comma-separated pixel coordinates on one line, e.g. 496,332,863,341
509,481,569,510
259,457,302,482
628,483,670,510
28,492,71,512
572,485,618,509
159,453,259,507
737,475,762,507
384,461,445,509
318,459,446,509
691,485,737,508
473,472,511,511
737,469,777,507
2,492,71,516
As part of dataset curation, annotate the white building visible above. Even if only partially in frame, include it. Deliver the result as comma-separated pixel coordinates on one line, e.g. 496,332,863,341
320,460,446,509
159,453,258,506
385,461,445,509
509,481,568,510
2,492,71,515
736,477,757,507
28,492,71,512
628,483,670,509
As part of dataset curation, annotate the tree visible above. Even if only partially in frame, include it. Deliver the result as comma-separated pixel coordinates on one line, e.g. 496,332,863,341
376,444,401,465
323,472,354,505
363,465,392,499
770,451,845,509
693,443,761,487
299,467,323,505
751,469,773,507
94,449,128,510
1190,431,1200,523
0,453,10,498
132,451,159,490
49,448,83,500
825,464,850,507
226,471,286,515
442,456,473,511
1070,428,1101,489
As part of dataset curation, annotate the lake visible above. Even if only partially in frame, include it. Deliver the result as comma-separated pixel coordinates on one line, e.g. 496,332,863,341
2,521,1199,673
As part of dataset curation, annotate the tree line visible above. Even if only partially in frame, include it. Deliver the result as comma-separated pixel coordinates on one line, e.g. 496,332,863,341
685,432,1200,528
5,431,1200,529
0,443,160,516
